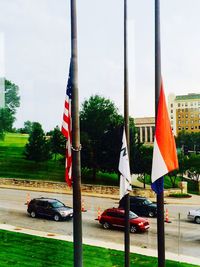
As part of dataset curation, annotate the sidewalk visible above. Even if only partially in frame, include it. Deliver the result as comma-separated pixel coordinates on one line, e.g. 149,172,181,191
1,223,200,266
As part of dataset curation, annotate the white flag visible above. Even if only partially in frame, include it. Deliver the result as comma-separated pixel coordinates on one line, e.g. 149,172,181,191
118,129,132,200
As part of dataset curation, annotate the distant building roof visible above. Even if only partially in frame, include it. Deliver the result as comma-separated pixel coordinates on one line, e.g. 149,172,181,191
134,117,155,125
175,93,200,101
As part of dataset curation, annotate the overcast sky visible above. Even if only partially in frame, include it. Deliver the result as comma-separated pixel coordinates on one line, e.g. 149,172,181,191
0,0,199,131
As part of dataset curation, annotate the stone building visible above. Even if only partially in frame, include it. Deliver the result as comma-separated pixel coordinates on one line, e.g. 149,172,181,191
168,93,200,136
134,117,155,145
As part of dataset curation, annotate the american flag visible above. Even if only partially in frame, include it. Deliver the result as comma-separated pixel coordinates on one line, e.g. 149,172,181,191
62,61,72,187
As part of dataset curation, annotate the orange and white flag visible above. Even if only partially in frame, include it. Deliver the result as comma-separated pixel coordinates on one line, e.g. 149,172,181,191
151,81,179,194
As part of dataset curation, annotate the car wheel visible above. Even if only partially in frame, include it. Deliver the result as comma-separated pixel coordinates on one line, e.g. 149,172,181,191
195,216,200,224
148,211,155,218
53,214,60,222
130,225,137,233
30,211,36,218
102,222,110,229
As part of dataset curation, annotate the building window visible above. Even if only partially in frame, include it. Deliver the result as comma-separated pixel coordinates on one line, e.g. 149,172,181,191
186,120,188,124
171,104,173,107
191,126,194,130
171,110,173,113
178,103,180,107
178,120,181,124
191,114,194,118
171,116,173,119
178,114,181,118
178,127,181,130
186,127,188,130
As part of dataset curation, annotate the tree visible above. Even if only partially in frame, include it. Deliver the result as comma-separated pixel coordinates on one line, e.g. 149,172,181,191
80,95,123,180
18,121,34,134
23,121,33,134
176,132,200,154
0,79,20,134
0,108,14,138
186,154,200,181
5,80,20,115
132,145,153,188
48,126,66,160
24,122,51,162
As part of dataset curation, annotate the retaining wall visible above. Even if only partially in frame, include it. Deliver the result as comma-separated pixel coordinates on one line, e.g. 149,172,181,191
0,178,181,198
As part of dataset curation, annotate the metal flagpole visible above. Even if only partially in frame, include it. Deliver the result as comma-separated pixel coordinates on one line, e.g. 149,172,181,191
124,0,130,266
70,0,83,266
155,0,165,266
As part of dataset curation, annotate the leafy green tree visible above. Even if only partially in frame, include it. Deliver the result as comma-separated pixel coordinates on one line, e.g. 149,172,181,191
48,126,66,160
23,121,33,134
0,108,14,137
186,154,200,181
0,79,20,134
80,95,123,180
176,132,200,154
24,122,51,162
5,80,20,115
18,121,34,134
132,145,153,188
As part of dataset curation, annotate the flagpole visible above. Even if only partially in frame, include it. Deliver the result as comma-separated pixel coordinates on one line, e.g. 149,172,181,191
70,0,83,266
155,0,165,266
124,0,130,266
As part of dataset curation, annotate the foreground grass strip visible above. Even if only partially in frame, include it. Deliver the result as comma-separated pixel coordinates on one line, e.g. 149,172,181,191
0,230,198,267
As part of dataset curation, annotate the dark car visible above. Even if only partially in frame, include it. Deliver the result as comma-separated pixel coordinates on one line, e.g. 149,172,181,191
99,207,149,233
27,197,73,221
119,196,157,217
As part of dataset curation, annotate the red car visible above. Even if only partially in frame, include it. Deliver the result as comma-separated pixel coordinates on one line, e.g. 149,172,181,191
99,208,150,233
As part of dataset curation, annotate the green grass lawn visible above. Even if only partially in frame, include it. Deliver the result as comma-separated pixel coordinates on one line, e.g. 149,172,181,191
0,229,198,267
0,133,119,184
0,133,66,182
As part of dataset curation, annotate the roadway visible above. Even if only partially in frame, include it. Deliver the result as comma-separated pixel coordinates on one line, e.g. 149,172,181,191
0,188,199,259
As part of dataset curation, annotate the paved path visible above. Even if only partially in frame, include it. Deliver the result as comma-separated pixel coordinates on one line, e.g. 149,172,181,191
132,174,151,189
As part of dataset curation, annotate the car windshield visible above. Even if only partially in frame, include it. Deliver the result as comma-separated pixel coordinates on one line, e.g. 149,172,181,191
143,199,152,205
129,211,138,219
51,201,65,208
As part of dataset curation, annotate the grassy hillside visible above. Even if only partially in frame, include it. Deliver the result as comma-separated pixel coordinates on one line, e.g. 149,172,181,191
0,133,118,185
0,133,65,182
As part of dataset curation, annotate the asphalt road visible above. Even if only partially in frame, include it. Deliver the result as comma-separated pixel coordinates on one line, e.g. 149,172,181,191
0,188,199,259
